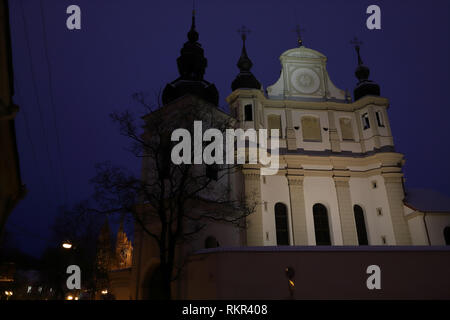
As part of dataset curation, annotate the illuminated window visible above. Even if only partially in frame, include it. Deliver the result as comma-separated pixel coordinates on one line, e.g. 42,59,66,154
362,113,370,130
313,203,331,245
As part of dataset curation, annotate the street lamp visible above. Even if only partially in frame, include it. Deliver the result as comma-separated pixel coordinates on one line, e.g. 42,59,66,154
4,291,13,300
62,241,73,249
285,267,295,299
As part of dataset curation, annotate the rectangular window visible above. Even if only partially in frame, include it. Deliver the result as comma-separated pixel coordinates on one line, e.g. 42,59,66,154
301,116,322,142
362,113,370,130
244,104,253,121
339,117,354,141
267,114,282,136
375,111,385,127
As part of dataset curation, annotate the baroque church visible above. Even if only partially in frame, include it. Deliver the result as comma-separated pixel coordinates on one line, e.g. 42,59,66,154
106,12,450,300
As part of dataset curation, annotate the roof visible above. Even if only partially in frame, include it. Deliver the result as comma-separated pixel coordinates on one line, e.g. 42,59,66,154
404,188,450,213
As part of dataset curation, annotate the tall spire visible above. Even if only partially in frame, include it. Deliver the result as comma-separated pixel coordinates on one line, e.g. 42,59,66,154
187,5,198,43
350,37,380,101
231,26,261,91
162,8,219,106
293,25,305,47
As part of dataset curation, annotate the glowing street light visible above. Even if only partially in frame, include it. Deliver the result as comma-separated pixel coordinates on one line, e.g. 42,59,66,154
62,241,73,249
66,295,74,300
101,289,108,295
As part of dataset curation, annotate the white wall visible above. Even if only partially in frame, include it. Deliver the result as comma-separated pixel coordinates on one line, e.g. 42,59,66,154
349,175,396,245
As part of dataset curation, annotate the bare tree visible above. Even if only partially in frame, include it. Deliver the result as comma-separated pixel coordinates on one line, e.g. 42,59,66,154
87,93,256,299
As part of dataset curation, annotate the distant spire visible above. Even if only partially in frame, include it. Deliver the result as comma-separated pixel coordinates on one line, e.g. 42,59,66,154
293,24,305,47
187,4,199,43
162,7,219,106
237,26,252,71
350,37,380,100
350,37,364,65
231,25,261,91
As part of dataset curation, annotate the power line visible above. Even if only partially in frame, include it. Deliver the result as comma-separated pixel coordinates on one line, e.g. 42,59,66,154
13,77,53,206
18,0,61,204
38,0,69,205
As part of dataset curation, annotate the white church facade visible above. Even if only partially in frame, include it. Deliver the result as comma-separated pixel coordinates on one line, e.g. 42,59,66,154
228,44,411,247
113,15,450,300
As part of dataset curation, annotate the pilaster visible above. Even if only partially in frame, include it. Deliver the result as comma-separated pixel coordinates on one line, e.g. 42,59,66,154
333,175,358,245
243,170,264,246
383,174,412,245
287,175,308,245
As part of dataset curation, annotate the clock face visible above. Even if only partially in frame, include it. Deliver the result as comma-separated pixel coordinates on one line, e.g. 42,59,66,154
291,68,320,94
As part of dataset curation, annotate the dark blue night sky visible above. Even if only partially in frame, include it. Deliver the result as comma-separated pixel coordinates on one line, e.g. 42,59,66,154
6,0,450,256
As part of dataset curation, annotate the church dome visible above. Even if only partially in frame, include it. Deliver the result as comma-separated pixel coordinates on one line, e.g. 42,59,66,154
162,12,219,106
231,29,261,92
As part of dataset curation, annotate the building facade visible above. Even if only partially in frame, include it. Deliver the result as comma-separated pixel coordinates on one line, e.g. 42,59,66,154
123,15,450,300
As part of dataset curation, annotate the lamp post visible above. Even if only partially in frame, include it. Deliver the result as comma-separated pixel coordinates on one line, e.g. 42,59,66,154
285,267,295,299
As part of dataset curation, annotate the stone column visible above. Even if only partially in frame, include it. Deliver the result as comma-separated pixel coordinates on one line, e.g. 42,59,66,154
285,109,297,150
243,170,264,246
355,110,366,153
287,175,308,245
327,110,341,153
368,107,381,149
383,175,412,245
334,176,358,245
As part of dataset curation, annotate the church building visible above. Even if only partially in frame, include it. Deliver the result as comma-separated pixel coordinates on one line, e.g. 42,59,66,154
112,12,450,300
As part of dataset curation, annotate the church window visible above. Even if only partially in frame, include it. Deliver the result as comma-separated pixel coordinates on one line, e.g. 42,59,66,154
205,236,220,249
274,203,290,245
313,203,332,245
444,226,450,245
362,113,370,130
354,205,369,245
381,236,387,244
301,116,322,142
372,181,377,189
339,117,354,141
375,111,384,127
244,104,253,121
267,114,282,136
206,164,218,180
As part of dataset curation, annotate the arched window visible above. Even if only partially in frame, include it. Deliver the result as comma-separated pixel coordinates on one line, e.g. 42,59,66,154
444,227,450,245
313,203,331,245
274,203,289,245
244,104,253,121
205,236,220,249
354,205,369,245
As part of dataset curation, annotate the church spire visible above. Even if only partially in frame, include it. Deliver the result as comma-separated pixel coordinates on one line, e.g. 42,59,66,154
231,26,261,91
350,37,380,101
162,9,219,106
